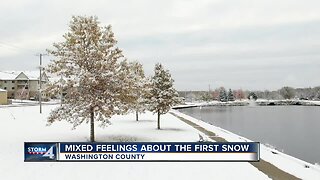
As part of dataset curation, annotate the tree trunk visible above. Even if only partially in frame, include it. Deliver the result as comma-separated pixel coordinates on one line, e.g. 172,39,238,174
136,111,139,121
90,107,95,142
157,111,160,129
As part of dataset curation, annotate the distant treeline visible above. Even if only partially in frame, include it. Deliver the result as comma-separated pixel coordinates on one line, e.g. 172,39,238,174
179,86,320,102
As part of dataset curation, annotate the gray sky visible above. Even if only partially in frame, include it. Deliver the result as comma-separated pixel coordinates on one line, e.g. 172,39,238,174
1,0,320,91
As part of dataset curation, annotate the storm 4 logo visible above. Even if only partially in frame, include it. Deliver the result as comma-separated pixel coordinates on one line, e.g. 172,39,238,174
25,143,57,161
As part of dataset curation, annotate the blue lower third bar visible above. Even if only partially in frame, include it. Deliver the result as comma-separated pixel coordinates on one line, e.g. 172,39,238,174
25,142,260,162
58,142,260,162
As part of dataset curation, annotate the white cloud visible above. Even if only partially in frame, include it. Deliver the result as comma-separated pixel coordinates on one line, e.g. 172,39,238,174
0,0,320,90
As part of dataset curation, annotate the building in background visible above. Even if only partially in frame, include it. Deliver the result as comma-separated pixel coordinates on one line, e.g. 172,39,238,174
0,71,49,100
0,88,7,104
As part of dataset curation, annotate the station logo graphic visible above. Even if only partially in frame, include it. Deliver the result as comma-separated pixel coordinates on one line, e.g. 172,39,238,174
24,143,57,161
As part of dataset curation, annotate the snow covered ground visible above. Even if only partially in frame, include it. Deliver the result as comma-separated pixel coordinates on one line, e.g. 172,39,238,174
178,99,320,107
172,110,320,180
0,105,270,180
0,99,60,108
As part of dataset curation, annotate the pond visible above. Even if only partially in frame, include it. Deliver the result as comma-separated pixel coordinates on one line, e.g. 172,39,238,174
179,106,320,164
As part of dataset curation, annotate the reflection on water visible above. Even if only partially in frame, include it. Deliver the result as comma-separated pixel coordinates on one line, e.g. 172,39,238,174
179,106,320,164
248,100,258,106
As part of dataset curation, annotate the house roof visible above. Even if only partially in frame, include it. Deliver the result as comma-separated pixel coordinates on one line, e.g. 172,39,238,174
0,71,18,80
0,71,48,81
0,88,7,92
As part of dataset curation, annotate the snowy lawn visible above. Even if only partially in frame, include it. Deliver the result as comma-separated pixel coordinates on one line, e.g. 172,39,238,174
0,105,269,180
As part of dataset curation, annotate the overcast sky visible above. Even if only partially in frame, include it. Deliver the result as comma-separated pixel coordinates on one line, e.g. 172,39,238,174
1,0,320,91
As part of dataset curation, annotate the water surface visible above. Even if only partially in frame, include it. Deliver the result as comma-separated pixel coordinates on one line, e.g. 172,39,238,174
179,106,320,164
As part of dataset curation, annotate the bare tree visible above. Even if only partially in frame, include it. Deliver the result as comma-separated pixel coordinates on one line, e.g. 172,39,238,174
280,86,295,99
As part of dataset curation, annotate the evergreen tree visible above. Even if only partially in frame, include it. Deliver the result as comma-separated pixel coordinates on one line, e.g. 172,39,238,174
227,88,235,101
149,63,180,129
219,87,227,102
46,16,132,142
247,92,258,100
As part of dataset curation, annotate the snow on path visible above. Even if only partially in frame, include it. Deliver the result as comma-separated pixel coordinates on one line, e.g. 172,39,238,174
0,105,270,180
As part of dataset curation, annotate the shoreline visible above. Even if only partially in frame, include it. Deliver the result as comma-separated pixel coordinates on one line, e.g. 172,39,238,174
170,109,320,179
173,100,320,109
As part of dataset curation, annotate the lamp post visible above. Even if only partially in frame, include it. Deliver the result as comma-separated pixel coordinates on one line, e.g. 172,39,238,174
38,53,47,114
